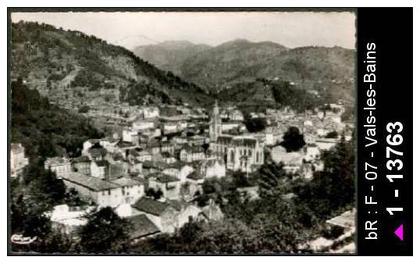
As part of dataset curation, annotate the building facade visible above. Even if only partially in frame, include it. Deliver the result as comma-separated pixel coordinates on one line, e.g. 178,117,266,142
10,143,29,178
211,135,264,173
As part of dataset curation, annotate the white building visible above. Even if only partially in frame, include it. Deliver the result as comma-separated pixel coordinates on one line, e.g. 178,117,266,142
10,143,29,177
131,198,202,233
44,157,72,177
147,174,181,200
141,107,160,119
179,145,206,163
132,119,155,131
162,163,194,183
199,158,226,179
60,172,144,207
122,128,139,144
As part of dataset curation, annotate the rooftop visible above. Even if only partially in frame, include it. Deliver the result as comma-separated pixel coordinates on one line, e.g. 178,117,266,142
60,172,119,192
132,197,172,216
326,209,356,229
150,173,179,184
110,177,143,187
72,156,91,163
128,214,160,239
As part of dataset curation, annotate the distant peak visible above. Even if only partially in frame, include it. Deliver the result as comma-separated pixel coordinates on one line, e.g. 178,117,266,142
218,39,287,50
159,40,194,46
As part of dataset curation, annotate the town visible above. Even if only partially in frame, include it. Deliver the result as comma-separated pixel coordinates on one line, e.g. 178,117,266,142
11,97,355,251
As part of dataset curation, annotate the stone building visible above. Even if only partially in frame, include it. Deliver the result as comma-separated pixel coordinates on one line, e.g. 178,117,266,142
209,100,222,142
210,135,264,173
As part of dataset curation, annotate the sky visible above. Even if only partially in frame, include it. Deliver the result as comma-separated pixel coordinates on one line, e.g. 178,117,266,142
11,11,356,50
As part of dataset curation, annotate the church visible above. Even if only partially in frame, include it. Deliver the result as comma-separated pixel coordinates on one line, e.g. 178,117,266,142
209,101,264,173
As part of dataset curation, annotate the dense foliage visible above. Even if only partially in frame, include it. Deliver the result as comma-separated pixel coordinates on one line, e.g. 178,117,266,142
11,79,103,158
9,157,76,253
244,117,267,133
281,126,306,152
11,21,210,106
79,207,132,253
270,80,320,112
218,79,320,113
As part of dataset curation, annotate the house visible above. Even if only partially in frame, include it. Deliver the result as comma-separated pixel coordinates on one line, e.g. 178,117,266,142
129,159,143,175
44,157,72,177
161,152,177,164
132,118,155,131
140,106,159,119
162,122,178,134
72,156,91,175
187,135,208,146
116,140,137,159
87,145,108,161
60,172,144,207
147,174,181,200
199,158,226,179
108,161,129,180
111,176,145,204
148,141,175,156
90,160,109,179
10,143,29,177
179,145,206,163
131,197,179,233
162,162,194,183
161,141,175,155
136,150,152,162
122,128,139,145
99,138,119,153
131,198,202,233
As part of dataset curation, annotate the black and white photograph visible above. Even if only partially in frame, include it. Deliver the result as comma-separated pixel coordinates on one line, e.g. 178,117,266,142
9,9,357,255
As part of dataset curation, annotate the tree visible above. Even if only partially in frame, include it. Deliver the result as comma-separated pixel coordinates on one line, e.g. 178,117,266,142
281,126,305,152
294,135,355,219
244,117,267,133
257,162,287,197
79,207,132,253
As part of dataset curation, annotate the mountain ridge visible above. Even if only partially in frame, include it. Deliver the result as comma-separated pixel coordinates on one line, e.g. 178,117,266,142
134,39,355,103
11,21,211,107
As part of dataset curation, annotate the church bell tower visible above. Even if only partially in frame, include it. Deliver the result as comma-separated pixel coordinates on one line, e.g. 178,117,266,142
209,100,222,142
